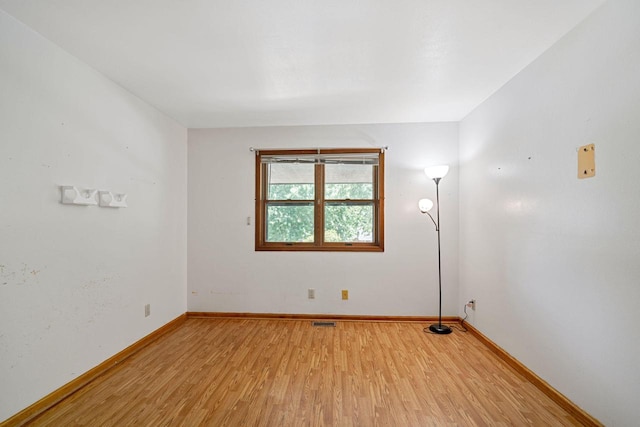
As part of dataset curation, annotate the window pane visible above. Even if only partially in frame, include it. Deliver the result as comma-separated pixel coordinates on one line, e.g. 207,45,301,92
267,163,314,200
325,164,373,200
266,204,314,242
324,203,374,242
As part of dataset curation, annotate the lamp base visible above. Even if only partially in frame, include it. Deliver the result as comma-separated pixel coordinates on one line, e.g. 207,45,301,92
429,324,452,334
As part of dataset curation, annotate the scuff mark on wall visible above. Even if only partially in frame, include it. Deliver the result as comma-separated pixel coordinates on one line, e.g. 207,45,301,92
76,274,125,324
0,264,7,285
0,263,47,286
20,263,28,284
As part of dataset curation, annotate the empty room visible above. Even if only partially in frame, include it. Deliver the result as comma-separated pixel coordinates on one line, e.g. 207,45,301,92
1,0,639,426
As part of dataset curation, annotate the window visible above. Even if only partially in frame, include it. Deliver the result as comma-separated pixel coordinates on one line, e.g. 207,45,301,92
255,148,384,251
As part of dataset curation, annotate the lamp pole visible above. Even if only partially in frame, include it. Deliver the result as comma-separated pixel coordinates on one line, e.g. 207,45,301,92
429,177,451,334
419,165,452,335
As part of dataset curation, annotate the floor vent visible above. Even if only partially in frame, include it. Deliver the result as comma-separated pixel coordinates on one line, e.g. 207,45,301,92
312,321,337,327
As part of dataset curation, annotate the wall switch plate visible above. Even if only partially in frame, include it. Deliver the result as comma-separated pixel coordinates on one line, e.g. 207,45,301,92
342,290,348,300
144,304,150,317
308,288,315,299
578,143,595,179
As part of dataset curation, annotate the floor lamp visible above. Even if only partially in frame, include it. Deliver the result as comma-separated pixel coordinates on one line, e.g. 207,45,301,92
418,165,452,335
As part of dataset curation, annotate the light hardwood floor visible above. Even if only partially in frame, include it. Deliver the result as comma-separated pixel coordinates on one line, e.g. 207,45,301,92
27,319,583,426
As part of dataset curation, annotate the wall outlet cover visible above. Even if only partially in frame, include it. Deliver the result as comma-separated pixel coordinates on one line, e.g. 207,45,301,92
578,143,595,179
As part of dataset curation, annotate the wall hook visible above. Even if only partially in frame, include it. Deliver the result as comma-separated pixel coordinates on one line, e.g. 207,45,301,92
98,191,128,208
60,186,98,206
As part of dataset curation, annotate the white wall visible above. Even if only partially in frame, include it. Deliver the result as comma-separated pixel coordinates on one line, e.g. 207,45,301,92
188,123,459,316
459,0,640,425
0,11,187,421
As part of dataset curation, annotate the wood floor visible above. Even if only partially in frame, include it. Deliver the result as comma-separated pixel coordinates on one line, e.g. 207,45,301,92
27,319,582,426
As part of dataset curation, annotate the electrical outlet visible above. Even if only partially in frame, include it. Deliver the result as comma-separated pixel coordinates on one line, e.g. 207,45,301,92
467,299,476,310
308,288,315,299
144,304,151,317
342,290,348,300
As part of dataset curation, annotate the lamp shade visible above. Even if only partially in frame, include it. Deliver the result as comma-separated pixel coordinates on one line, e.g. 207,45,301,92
424,165,449,180
418,198,434,213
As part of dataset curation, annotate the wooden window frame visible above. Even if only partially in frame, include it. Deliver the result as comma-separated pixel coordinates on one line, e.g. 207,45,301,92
255,148,385,252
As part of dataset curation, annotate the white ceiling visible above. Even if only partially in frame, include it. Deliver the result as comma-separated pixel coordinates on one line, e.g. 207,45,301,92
0,0,604,128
